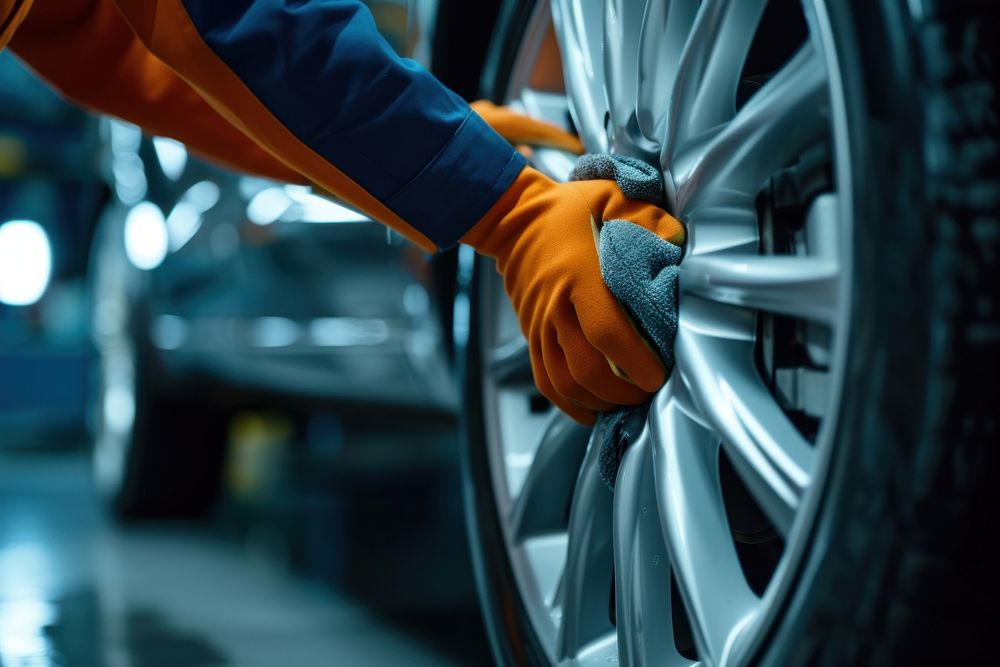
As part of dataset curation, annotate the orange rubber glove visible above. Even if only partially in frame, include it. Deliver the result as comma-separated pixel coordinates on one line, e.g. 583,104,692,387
463,167,685,424
470,100,584,154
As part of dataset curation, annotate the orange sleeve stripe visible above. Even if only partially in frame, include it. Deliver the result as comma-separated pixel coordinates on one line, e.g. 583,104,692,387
0,0,33,49
8,0,303,184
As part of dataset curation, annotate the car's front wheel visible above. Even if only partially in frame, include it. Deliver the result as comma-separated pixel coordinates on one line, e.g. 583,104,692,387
460,0,998,665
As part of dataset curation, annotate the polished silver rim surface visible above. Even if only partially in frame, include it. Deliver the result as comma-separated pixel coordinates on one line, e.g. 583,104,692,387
478,0,853,664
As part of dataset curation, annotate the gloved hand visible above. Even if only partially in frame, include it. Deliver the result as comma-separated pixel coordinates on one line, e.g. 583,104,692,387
462,167,685,424
470,100,584,154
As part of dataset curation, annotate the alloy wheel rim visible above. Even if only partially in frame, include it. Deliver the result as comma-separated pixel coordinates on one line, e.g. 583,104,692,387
480,0,854,664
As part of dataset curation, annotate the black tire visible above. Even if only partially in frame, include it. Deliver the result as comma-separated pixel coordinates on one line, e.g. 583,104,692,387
757,1,999,664
93,297,231,521
110,370,231,520
459,1,999,665
461,258,551,666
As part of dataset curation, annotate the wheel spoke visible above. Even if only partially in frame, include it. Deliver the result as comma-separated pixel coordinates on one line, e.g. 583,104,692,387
681,254,840,324
556,430,615,659
651,387,758,664
614,428,692,666
552,0,609,152
603,0,646,152
522,534,570,610
674,301,814,535
636,0,699,143
664,0,769,159
490,336,533,387
682,203,759,257
805,192,841,260
510,412,591,541
673,44,829,214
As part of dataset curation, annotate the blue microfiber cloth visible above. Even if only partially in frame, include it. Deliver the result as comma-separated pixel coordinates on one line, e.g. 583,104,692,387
569,153,665,206
569,154,682,490
598,222,681,368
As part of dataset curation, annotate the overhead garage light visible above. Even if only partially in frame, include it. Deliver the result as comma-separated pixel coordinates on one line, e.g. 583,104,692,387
0,220,53,306
152,136,188,181
246,186,290,225
166,180,221,251
181,180,221,212
165,202,202,252
283,185,369,223
124,202,168,270
246,184,369,225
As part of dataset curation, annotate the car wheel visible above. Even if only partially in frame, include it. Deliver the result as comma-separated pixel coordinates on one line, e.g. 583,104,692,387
461,0,998,665
91,214,230,520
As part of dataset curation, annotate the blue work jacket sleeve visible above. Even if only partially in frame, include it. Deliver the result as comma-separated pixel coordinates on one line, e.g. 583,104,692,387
112,0,527,251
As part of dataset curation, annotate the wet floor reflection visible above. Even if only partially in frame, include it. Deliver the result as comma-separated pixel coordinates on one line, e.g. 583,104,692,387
44,590,228,667
0,447,489,666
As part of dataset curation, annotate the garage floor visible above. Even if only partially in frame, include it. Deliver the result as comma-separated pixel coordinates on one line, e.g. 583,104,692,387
0,444,491,666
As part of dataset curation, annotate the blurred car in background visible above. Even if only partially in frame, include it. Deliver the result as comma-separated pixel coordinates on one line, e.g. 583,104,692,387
85,0,508,518
88,121,459,516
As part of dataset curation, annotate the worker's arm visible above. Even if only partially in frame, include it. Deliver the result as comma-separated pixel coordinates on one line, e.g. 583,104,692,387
94,0,525,252
15,0,681,422
8,0,302,183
